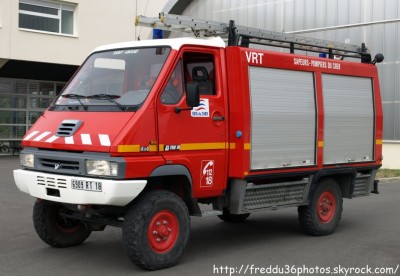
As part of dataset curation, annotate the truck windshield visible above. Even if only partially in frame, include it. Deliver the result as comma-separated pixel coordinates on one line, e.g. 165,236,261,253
52,47,171,111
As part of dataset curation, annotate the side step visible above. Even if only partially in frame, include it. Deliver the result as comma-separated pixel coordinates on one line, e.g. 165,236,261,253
244,179,309,211
229,178,311,214
186,199,223,217
201,210,223,217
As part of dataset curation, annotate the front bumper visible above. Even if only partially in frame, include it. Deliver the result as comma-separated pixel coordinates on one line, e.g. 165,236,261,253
14,169,146,206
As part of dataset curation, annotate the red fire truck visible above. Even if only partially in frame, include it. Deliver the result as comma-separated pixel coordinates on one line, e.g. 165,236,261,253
14,13,384,270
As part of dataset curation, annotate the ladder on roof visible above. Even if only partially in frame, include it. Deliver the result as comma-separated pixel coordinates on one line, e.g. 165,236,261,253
136,12,372,62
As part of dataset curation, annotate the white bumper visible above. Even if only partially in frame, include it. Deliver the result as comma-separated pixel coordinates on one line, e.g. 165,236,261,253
13,169,147,206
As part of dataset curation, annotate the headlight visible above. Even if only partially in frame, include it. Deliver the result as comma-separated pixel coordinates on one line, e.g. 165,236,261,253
86,160,118,176
20,154,34,168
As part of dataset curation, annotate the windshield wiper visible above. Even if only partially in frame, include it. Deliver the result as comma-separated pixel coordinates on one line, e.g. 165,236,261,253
61,94,88,110
87,94,126,111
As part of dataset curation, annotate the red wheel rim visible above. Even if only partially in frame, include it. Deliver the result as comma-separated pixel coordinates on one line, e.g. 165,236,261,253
147,210,179,254
56,221,80,233
317,191,336,223
55,207,81,233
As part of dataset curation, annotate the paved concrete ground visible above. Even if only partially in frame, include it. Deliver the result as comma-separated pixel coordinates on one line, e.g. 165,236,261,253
1,156,399,276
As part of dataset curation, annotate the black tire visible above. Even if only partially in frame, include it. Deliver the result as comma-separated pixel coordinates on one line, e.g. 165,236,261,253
218,208,250,223
1,145,10,153
122,190,190,270
298,179,343,236
33,201,92,248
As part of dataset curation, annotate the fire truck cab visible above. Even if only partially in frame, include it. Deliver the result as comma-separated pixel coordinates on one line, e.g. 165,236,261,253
14,13,384,270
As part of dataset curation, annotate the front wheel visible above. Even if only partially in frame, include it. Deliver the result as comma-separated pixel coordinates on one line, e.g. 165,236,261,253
298,179,343,236
33,200,92,248
1,145,10,153
122,190,190,270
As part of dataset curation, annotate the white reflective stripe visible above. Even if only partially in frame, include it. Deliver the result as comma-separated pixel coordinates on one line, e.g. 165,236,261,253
33,131,51,141
23,131,40,141
99,134,111,146
45,135,59,143
65,136,74,144
81,134,92,145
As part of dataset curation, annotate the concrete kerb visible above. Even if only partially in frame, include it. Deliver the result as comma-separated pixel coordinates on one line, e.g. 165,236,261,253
377,177,400,184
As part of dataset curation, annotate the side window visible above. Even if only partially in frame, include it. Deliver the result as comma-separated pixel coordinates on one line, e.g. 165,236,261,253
160,60,184,104
184,53,215,95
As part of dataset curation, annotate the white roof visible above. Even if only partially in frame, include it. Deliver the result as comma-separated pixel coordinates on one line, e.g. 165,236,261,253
93,37,226,53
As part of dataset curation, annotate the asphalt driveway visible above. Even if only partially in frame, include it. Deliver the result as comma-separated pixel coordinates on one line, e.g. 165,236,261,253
1,156,399,276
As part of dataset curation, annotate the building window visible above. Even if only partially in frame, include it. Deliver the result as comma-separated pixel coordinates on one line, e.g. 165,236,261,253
19,0,75,35
0,78,65,144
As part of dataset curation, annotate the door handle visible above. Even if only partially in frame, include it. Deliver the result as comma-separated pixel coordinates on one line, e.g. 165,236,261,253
212,116,225,121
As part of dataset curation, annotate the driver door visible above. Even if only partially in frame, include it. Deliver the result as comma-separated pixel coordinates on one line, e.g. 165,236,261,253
157,48,228,198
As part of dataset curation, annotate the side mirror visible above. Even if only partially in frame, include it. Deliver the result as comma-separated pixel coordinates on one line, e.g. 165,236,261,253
186,82,200,107
372,53,384,65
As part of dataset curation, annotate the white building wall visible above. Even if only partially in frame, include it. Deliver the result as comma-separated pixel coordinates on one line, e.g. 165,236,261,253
0,0,167,65
382,142,400,169
0,0,12,60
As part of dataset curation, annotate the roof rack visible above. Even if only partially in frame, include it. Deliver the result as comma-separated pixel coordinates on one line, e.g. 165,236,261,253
136,13,372,62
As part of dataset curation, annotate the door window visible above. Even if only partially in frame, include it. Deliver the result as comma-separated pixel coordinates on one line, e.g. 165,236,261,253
160,60,184,104
183,53,216,96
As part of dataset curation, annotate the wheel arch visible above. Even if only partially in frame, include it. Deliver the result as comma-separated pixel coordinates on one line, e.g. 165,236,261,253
311,168,357,199
147,165,200,216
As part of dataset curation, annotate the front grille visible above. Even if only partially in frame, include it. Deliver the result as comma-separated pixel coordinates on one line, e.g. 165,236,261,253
40,158,80,172
37,175,68,189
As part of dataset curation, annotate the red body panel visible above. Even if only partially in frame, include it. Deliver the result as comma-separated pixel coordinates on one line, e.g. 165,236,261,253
226,47,383,179
21,42,383,199
22,111,135,152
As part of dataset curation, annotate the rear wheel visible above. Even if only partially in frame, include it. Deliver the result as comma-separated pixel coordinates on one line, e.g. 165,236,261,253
122,190,190,270
218,208,250,223
298,179,343,236
33,200,92,248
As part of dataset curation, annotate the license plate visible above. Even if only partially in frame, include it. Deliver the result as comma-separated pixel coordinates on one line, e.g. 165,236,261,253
71,179,102,192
